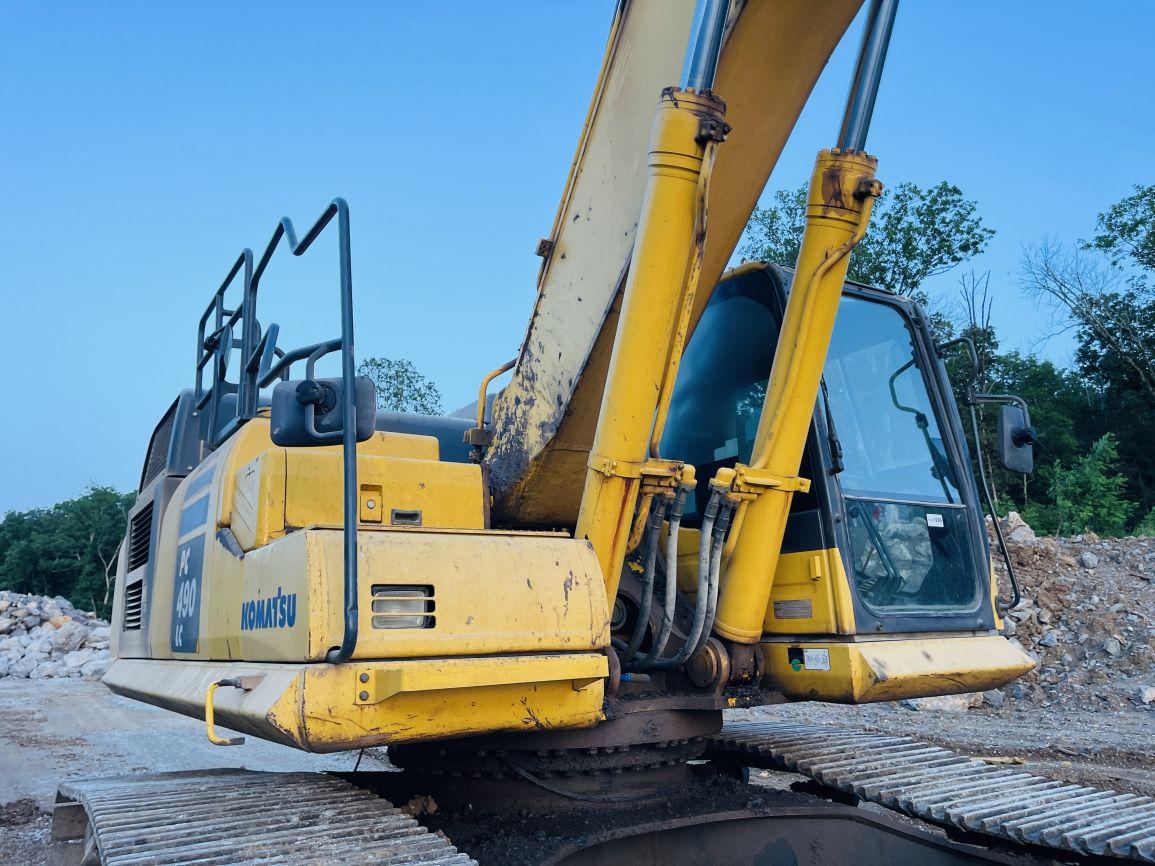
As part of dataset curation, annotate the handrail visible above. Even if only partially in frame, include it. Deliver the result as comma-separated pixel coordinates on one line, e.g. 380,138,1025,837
193,198,360,664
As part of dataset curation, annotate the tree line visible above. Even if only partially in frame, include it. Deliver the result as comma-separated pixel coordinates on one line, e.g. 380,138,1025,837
744,181,1155,536
3,183,1153,612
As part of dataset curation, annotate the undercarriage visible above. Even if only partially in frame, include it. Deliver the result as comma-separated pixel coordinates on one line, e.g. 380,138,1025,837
51,716,1155,865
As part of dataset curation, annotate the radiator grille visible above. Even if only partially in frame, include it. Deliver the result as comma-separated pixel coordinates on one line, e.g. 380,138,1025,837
122,581,144,631
127,505,154,573
140,402,177,489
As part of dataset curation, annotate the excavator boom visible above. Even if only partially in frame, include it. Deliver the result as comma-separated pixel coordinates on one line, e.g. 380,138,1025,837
486,0,862,527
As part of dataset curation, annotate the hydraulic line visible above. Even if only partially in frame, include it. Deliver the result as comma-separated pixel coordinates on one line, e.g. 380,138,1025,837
691,498,734,660
651,491,721,670
652,494,736,670
627,487,689,671
615,497,669,663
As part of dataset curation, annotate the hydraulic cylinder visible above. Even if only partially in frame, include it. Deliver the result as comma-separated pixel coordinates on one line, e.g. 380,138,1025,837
712,148,880,642
575,88,727,601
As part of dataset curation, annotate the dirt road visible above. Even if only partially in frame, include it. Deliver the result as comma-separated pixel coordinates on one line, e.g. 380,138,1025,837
1,679,1151,864
0,679,388,864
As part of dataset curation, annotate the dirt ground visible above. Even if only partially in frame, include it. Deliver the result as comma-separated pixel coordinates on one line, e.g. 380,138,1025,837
0,679,390,865
1,680,1151,864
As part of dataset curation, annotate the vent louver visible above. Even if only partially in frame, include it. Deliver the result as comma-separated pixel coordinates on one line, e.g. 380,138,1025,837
122,581,143,631
127,505,154,573
140,402,176,490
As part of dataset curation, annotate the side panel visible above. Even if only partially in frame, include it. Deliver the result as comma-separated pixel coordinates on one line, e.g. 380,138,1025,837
236,528,610,663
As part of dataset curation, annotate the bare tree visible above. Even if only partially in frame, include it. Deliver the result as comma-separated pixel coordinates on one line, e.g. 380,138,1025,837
1020,240,1155,401
956,271,1003,502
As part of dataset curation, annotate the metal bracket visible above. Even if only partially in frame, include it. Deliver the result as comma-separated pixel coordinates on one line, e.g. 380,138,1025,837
587,454,684,484
721,465,811,499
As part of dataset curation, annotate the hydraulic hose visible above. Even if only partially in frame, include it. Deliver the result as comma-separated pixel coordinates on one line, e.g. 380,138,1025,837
627,487,688,671
650,492,718,670
691,498,734,660
616,497,669,663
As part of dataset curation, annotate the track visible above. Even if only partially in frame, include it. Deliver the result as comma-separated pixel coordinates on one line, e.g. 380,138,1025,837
709,721,1155,863
52,769,476,865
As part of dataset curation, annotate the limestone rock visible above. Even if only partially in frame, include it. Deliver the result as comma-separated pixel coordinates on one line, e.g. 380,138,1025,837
900,694,974,712
1003,511,1036,543
982,689,1006,709
51,620,88,654
63,648,95,670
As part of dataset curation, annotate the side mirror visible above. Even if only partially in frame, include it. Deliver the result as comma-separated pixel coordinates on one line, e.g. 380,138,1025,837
997,404,1034,474
270,376,376,446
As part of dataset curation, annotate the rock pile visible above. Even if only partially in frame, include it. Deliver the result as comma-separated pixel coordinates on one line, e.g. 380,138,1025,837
988,513,1155,713
0,592,111,681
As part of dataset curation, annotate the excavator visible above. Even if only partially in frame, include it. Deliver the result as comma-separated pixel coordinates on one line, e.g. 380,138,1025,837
51,1,1155,863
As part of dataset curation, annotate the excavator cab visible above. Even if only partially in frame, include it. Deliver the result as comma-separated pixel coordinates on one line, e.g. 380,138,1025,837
660,262,1031,702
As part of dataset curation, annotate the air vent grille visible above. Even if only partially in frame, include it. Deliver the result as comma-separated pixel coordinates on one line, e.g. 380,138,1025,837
370,585,434,629
122,581,143,631
127,505,154,573
141,402,177,489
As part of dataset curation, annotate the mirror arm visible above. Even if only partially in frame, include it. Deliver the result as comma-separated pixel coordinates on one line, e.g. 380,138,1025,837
966,402,1022,613
968,392,1032,429
937,335,981,376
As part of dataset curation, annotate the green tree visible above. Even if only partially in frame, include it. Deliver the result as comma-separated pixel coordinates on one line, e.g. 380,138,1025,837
1084,183,1155,277
1021,186,1155,517
1024,434,1133,536
742,181,995,306
0,485,135,617
357,357,443,416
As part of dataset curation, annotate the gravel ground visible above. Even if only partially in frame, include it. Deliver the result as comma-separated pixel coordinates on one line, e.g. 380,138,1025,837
0,679,389,864
2,679,1152,863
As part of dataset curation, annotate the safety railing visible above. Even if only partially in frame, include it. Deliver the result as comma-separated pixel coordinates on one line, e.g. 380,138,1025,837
194,198,361,662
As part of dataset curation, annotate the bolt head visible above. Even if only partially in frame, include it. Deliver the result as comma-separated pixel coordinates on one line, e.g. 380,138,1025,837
359,690,369,701
359,672,369,683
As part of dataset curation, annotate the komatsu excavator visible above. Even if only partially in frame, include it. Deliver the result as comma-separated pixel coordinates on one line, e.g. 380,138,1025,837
52,1,1155,864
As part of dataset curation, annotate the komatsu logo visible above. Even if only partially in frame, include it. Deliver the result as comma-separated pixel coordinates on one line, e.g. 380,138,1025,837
240,588,297,631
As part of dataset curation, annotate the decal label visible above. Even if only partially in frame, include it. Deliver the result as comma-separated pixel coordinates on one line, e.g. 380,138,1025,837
241,587,298,631
803,648,831,671
171,534,204,653
926,513,945,528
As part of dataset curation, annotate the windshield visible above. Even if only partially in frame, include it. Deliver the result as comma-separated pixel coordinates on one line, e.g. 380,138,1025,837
661,278,980,615
824,298,960,504
821,297,977,613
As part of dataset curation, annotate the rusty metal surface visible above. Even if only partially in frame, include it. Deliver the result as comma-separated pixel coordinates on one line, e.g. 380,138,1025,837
54,768,477,865
710,721,1155,862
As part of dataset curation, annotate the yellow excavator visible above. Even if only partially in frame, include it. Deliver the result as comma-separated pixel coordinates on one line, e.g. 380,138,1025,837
52,1,1155,864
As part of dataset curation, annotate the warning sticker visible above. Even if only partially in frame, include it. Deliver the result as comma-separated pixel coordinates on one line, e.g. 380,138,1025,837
926,513,945,528
803,648,831,671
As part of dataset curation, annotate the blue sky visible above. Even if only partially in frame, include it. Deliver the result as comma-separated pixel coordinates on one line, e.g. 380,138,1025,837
1,1,1151,512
